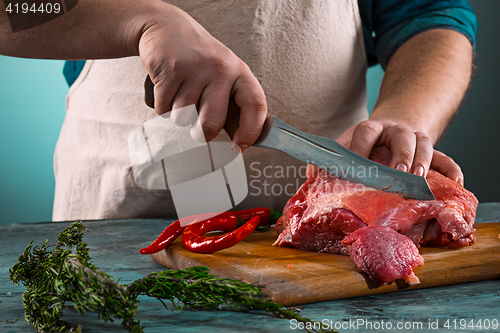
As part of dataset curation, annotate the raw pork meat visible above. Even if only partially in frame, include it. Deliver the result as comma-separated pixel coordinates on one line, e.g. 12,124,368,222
274,147,478,284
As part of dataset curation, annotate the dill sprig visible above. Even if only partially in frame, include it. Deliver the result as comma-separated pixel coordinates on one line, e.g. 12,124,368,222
9,221,336,333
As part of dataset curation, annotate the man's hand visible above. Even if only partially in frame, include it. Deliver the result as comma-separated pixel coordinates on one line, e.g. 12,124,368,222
138,4,267,150
306,126,463,186
335,120,463,185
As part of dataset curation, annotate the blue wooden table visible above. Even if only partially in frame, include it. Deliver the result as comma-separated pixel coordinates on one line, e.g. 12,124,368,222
1,203,500,333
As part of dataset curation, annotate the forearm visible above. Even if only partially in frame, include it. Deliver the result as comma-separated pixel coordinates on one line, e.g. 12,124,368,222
0,0,169,59
371,29,473,144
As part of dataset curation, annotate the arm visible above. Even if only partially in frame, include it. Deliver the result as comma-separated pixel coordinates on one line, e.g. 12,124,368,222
0,0,266,150
336,28,473,184
0,0,146,59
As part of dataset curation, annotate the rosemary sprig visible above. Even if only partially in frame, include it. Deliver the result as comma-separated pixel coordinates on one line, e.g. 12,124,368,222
10,221,141,332
127,267,322,325
9,221,336,333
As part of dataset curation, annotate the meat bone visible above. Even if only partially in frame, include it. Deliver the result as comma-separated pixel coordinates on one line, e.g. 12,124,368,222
144,75,435,200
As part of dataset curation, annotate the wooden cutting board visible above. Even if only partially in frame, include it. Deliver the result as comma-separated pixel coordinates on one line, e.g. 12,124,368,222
151,223,500,306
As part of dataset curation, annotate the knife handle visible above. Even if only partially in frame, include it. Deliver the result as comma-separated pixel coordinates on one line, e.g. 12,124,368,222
144,75,240,140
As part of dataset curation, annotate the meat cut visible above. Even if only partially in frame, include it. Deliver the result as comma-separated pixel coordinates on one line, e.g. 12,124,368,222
274,147,478,285
343,225,424,285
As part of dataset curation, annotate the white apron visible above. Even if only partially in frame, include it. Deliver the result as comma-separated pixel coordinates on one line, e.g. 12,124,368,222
53,0,368,221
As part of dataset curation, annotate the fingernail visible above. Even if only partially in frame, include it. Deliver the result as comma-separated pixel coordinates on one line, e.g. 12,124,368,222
171,104,196,127
396,163,407,172
239,144,249,153
231,143,241,153
413,166,424,177
456,177,464,186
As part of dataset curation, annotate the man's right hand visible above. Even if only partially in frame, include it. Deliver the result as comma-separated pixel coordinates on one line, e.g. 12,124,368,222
137,3,267,151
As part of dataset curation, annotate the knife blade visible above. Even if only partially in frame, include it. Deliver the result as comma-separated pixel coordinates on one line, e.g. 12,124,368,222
253,116,435,200
143,75,435,200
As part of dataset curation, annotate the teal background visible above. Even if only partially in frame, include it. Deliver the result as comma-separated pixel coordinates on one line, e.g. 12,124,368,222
0,58,67,225
0,0,497,226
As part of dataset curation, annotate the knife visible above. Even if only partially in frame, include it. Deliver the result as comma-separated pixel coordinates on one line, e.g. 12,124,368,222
144,75,435,200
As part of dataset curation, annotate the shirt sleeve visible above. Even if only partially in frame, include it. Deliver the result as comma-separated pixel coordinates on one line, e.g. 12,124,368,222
63,60,86,87
359,0,478,69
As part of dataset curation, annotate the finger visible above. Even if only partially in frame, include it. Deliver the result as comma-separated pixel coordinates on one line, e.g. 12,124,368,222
410,132,433,178
197,82,231,142
430,150,464,185
171,81,206,126
385,125,416,172
306,164,319,179
231,71,267,151
151,75,182,116
348,120,384,158
335,125,355,148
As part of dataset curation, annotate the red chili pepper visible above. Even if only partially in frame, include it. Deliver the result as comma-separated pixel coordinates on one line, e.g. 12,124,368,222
139,220,185,254
182,216,260,253
139,212,236,255
140,208,279,254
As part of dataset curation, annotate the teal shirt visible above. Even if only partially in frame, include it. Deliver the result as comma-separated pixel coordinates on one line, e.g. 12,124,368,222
63,0,477,86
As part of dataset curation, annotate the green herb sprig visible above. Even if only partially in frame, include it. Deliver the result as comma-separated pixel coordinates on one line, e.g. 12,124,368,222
9,221,336,333
9,221,141,332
